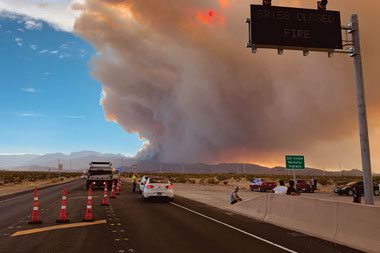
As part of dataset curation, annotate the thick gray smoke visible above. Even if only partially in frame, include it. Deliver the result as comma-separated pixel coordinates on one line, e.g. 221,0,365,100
74,0,380,169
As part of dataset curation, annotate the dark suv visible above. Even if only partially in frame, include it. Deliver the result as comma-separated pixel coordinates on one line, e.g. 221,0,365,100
334,181,380,196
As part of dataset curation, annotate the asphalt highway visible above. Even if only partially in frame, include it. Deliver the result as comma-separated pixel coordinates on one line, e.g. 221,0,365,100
0,180,362,253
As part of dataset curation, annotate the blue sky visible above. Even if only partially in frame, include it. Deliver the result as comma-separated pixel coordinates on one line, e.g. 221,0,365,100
0,14,143,156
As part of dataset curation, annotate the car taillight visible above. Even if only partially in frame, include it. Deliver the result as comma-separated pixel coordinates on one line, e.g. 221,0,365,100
141,182,146,185
146,185,154,189
166,185,173,189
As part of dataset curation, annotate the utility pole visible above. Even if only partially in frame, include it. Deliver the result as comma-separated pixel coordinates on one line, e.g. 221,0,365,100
243,163,246,174
351,14,374,205
236,163,239,174
339,162,342,177
58,158,61,182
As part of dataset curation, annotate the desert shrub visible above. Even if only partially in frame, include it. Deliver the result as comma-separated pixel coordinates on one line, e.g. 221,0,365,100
186,179,196,184
0,171,81,185
216,174,230,181
176,176,188,183
205,177,219,184
317,177,329,186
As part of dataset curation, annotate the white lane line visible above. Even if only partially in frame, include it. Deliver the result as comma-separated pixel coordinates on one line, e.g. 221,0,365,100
0,193,34,203
170,202,298,253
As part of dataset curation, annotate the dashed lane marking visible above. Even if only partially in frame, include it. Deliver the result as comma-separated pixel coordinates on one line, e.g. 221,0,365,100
69,196,99,200
170,202,298,253
10,220,107,237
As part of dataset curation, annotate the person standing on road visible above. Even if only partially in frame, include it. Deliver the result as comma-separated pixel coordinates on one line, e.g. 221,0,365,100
230,186,242,205
271,180,287,194
132,174,137,192
286,180,300,196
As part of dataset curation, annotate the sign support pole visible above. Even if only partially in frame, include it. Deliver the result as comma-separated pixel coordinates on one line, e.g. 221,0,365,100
351,14,374,205
292,169,296,184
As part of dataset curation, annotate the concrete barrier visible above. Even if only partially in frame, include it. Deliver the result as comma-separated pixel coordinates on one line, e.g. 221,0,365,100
227,194,268,221
334,202,380,253
227,193,380,253
264,194,338,241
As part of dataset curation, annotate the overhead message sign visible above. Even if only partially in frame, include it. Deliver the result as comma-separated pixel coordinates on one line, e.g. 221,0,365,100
286,155,305,170
250,5,343,50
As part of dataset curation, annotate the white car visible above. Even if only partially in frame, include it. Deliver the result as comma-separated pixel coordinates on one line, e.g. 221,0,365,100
139,175,153,192
142,177,174,202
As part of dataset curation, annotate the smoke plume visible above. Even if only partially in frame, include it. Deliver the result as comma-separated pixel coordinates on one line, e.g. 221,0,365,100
74,0,380,169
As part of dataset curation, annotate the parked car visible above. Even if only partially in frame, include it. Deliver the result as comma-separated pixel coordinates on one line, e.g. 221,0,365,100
142,177,174,202
296,180,314,193
334,181,380,196
249,178,277,192
139,175,154,192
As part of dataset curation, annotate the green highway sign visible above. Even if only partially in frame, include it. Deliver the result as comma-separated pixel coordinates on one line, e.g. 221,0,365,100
286,155,305,170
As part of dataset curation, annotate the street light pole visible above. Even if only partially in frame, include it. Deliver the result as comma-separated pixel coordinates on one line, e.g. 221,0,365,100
351,14,374,205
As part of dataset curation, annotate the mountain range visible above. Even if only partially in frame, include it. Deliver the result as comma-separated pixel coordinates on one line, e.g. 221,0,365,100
0,151,373,176
0,151,134,172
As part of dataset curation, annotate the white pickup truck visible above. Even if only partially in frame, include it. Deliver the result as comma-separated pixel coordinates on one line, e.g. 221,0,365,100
86,162,114,189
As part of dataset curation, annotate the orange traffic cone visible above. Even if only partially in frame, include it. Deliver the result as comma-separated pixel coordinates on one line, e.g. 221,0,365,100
83,187,94,222
109,181,116,199
56,186,69,223
118,177,122,192
28,186,42,224
101,182,109,206
115,179,120,195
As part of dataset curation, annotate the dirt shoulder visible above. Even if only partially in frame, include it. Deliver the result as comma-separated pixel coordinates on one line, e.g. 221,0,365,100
173,183,259,209
173,183,380,209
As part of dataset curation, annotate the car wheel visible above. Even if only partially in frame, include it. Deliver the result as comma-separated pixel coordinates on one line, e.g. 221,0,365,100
258,187,262,192
338,192,343,196
348,190,354,196
374,190,380,196
250,186,253,191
